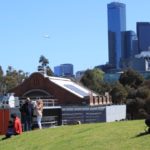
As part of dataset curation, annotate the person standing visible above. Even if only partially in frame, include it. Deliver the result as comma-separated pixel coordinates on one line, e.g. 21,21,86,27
35,99,43,129
20,97,34,131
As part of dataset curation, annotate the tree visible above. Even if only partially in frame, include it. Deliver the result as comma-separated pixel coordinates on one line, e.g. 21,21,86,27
143,80,150,89
39,55,49,67
119,70,150,119
136,87,150,99
110,82,127,104
144,97,150,115
125,85,137,99
80,68,104,93
0,66,4,94
4,66,28,92
38,55,54,76
119,69,144,88
127,98,145,119
0,66,3,77
46,66,54,76
98,81,112,94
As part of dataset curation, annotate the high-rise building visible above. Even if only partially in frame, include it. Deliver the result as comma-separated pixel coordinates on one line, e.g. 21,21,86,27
137,22,150,52
122,31,137,59
54,64,74,77
121,31,138,68
54,66,62,76
107,2,126,69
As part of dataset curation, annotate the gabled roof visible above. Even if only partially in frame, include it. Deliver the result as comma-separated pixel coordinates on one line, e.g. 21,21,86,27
44,75,98,98
9,72,111,106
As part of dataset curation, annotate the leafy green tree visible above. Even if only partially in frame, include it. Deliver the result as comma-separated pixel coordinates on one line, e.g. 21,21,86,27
119,69,144,88
46,66,54,76
98,81,112,94
80,68,104,93
39,55,49,67
38,55,53,76
0,66,3,77
127,98,145,119
4,66,28,92
136,87,150,99
110,82,127,104
4,76,17,92
0,66,5,94
119,71,150,119
125,86,137,99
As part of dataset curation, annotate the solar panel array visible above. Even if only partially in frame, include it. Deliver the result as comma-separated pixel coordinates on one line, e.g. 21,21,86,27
64,84,88,97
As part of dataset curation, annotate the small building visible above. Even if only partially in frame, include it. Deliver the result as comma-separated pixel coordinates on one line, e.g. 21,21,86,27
9,72,112,106
9,72,113,125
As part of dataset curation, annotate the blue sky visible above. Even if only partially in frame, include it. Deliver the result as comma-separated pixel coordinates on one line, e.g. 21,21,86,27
0,0,150,74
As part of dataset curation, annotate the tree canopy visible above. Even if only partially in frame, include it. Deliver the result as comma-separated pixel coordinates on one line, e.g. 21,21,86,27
38,55,53,76
110,82,127,104
80,68,104,93
39,55,49,67
0,66,28,94
119,69,144,88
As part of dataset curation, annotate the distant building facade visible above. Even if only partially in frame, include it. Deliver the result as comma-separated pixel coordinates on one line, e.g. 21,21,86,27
54,64,74,77
137,22,150,52
107,2,126,69
122,31,137,59
121,31,138,69
75,70,85,81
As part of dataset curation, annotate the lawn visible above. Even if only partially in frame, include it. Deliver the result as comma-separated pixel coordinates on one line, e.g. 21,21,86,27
0,120,149,150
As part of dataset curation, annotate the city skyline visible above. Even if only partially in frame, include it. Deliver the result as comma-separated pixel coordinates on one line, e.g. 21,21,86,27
0,0,150,74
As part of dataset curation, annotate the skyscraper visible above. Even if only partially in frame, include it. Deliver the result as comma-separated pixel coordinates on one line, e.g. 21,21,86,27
122,31,137,59
121,31,138,68
137,22,150,52
107,2,126,69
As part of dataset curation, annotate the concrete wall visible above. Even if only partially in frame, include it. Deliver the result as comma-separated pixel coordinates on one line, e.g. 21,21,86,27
62,106,106,123
62,105,126,124
106,105,126,122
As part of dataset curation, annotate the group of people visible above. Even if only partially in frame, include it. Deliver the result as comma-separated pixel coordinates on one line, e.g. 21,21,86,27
20,97,44,131
2,97,44,140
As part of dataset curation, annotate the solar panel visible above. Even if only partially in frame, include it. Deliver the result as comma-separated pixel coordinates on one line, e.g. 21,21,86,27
64,84,88,97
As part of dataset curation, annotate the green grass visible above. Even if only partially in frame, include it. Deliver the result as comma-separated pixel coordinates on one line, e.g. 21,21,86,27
0,120,149,150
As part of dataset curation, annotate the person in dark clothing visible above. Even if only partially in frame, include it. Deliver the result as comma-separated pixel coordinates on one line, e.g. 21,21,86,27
20,97,34,131
3,120,14,139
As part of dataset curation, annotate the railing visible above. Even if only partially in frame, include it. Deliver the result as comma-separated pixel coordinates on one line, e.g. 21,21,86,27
43,99,56,107
19,99,58,107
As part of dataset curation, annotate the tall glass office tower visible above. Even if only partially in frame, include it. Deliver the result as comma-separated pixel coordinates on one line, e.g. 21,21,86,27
121,31,138,68
107,2,126,69
122,31,137,59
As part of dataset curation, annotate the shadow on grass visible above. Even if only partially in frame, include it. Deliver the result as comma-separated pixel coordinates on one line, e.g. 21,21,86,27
135,131,150,138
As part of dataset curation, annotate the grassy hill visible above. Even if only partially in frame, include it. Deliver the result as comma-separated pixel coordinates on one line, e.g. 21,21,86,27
0,120,150,150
